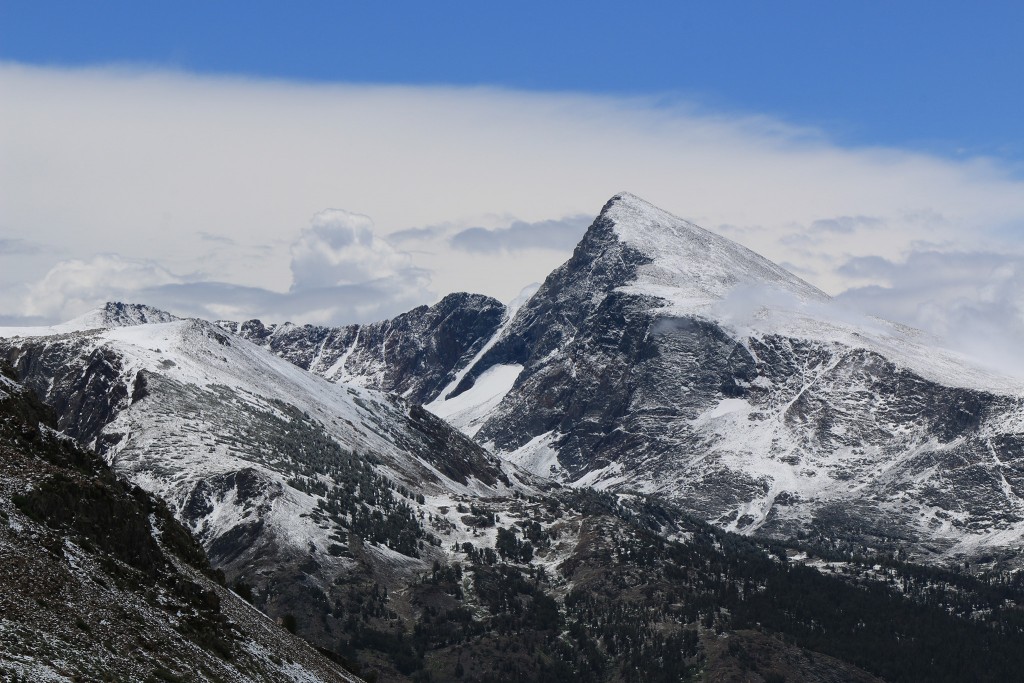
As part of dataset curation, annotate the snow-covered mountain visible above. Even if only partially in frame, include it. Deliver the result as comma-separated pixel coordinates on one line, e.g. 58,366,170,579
231,193,1024,568
9,226,1024,679
216,292,508,405
0,305,543,674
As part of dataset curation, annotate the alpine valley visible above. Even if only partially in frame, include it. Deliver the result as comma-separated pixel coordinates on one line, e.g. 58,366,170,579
4,193,1024,682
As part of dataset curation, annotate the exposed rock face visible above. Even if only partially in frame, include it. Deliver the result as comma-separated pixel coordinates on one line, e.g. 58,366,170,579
4,333,1019,679
220,292,507,404
447,201,655,398
6,291,1024,679
5,338,129,446
75,301,180,327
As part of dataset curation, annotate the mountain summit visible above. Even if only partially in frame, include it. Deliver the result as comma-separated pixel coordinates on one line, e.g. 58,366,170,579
60,302,179,330
600,192,828,309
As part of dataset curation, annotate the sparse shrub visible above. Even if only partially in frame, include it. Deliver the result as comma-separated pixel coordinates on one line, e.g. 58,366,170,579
233,580,254,603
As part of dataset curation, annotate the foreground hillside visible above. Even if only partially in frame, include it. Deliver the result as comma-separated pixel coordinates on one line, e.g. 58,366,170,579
0,362,358,682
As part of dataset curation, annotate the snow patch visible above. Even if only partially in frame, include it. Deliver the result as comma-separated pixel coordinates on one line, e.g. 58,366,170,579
573,461,628,490
499,431,563,480
426,363,523,436
694,397,751,423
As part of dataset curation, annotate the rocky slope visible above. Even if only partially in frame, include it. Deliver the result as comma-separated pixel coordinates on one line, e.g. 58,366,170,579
0,362,359,683
446,194,1024,568
218,293,507,405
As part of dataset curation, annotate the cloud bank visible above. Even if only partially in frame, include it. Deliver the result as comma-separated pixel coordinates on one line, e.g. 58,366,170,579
19,211,430,325
448,216,592,253
836,250,1024,375
3,61,1024,370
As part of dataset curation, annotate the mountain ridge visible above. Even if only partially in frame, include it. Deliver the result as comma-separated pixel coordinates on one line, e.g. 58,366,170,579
8,194,1024,573
200,192,1024,569
0,310,546,679
604,191,830,308
8,342,1024,683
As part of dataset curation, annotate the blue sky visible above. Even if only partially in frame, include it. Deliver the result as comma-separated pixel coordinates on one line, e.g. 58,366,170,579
3,2,1024,376
3,1,1022,164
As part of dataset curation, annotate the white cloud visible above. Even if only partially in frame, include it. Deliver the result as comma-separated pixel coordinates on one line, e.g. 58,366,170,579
836,250,1024,376
779,215,884,248
290,209,413,289
22,212,430,326
133,276,430,326
24,254,183,321
4,61,1024,354
448,215,592,253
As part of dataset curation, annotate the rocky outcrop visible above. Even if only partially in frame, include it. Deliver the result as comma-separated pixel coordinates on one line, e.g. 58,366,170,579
221,292,507,403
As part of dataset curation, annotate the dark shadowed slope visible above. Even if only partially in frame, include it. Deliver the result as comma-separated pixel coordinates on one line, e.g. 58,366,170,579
0,361,359,682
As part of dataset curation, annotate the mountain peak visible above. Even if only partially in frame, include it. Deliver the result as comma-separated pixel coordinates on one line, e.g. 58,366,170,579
61,302,179,331
595,192,828,310
601,189,666,212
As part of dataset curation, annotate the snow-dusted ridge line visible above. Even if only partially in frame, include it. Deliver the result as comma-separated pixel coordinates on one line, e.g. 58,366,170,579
0,308,528,503
0,302,180,338
400,192,1024,566
5,191,1024,570
0,304,556,653
107,318,518,492
0,367,359,683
